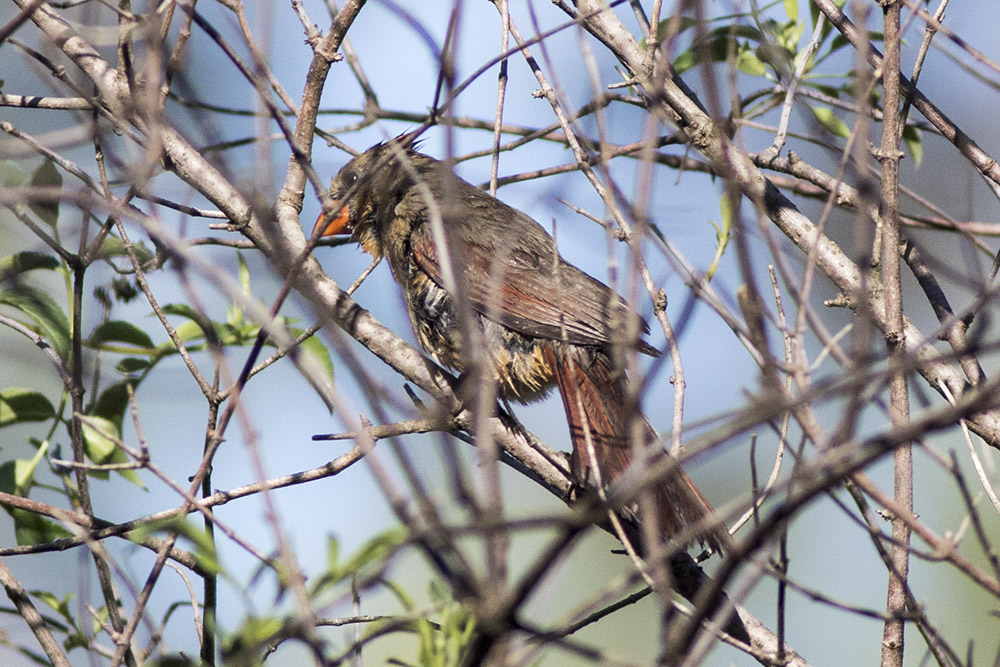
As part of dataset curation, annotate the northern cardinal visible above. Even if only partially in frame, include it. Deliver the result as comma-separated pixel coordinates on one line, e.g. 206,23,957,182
314,138,727,552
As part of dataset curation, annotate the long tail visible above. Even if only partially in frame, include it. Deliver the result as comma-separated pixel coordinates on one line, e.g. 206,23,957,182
545,345,729,553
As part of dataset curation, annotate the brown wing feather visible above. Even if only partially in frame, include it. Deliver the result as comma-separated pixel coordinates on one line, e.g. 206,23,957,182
544,345,729,552
404,180,651,350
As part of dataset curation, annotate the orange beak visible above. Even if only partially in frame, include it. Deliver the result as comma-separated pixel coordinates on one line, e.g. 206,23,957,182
313,205,351,238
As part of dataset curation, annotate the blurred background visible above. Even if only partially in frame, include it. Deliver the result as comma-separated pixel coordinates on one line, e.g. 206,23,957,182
3,0,1000,664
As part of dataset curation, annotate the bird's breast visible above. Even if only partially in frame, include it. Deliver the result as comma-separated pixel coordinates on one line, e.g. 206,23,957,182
402,264,557,402
405,269,462,369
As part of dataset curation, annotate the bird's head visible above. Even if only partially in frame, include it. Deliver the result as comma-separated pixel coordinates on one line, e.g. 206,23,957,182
312,138,422,258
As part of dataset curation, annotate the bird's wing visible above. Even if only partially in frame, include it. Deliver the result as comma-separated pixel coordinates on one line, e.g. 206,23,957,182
403,190,651,351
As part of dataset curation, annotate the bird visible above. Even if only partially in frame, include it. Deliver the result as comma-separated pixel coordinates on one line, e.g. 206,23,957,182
313,137,728,553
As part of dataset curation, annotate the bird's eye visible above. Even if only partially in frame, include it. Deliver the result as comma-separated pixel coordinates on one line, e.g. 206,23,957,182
341,169,359,188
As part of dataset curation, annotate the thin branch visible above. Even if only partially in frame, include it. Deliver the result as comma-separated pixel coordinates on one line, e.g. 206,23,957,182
0,559,71,667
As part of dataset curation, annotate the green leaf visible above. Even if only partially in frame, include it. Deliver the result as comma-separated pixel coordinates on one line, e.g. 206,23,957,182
217,322,255,347
706,195,734,281
2,160,27,188
0,388,55,426
784,0,798,23
90,382,130,429
673,35,730,75
0,284,71,360
227,253,252,327
222,616,284,664
314,529,407,598
0,459,37,496
129,517,217,572
0,460,72,545
146,655,200,667
804,82,846,99
83,410,146,489
32,591,81,636
11,508,73,545
433,582,475,665
13,459,36,491
646,16,699,45
831,31,882,54
116,357,151,374
713,25,766,42
163,303,216,341
160,305,227,351
672,25,767,75
76,415,143,487
0,252,60,282
113,459,145,488
814,12,837,53
902,125,923,169
171,320,210,345
736,48,768,77
240,616,284,645
673,49,695,74
830,34,850,53
428,578,452,604
326,535,339,573
719,192,735,230
30,158,61,187
808,105,851,138
29,159,61,227
341,529,407,582
33,591,77,627
295,329,335,384
81,416,120,464
162,303,202,320
408,579,476,666
89,320,154,350
778,20,804,52
382,578,418,613
309,535,342,599
237,253,251,293
95,235,154,264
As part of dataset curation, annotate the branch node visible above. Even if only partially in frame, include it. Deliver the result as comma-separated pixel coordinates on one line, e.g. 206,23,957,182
824,294,852,309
